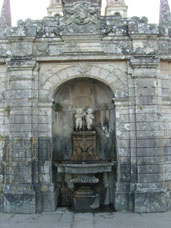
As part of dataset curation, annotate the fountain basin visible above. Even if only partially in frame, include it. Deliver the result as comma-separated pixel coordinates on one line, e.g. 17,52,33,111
54,161,115,174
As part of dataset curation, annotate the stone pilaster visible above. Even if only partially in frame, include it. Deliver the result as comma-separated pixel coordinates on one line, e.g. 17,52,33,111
37,100,57,212
3,59,38,213
130,56,167,212
114,99,130,211
0,63,8,211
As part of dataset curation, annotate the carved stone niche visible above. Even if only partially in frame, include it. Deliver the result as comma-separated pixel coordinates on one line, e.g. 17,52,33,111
71,131,98,161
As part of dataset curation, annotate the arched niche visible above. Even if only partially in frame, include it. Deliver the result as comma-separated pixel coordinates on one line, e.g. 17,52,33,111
52,77,116,162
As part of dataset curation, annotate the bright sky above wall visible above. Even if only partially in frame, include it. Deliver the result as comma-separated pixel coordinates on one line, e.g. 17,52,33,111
0,0,171,26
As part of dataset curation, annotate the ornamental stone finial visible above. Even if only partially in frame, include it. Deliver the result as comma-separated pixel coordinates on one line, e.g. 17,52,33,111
159,0,171,30
0,0,11,27
47,0,63,17
105,0,128,17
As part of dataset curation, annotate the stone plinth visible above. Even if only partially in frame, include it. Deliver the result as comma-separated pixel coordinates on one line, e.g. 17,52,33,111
72,186,99,211
71,131,98,161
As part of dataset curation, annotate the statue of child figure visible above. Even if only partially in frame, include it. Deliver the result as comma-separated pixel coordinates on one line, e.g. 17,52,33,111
86,108,94,130
75,108,84,131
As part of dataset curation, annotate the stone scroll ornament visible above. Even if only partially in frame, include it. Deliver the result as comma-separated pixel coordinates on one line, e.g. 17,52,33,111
75,108,94,131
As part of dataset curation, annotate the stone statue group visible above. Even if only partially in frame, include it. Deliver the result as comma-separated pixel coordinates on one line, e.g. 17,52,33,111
75,108,94,131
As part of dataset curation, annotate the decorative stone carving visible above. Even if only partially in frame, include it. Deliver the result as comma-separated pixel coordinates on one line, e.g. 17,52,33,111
62,0,101,6
64,3,98,25
75,108,84,131
86,108,94,130
76,63,91,75
75,108,94,131
71,131,98,161
60,2,101,34
71,175,99,184
40,63,127,97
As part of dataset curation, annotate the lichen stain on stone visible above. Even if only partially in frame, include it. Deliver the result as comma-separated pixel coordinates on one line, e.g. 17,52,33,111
32,138,36,145
137,105,143,111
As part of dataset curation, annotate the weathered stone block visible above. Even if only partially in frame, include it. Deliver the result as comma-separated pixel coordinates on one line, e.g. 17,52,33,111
10,115,32,124
9,99,32,107
4,193,36,213
41,191,57,212
137,130,164,138
38,138,51,161
9,89,32,99
38,149,50,161
165,164,171,180
0,193,3,212
10,124,32,132
138,173,165,183
137,138,162,148
120,164,131,182
168,191,171,210
133,40,157,55
137,156,164,165
115,192,129,211
138,164,164,174
137,148,162,157
134,191,167,213
12,42,33,56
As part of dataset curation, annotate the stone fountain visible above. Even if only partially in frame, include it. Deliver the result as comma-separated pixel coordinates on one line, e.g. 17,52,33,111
55,108,114,211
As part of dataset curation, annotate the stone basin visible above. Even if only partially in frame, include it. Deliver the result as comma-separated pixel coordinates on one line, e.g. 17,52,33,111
54,161,115,174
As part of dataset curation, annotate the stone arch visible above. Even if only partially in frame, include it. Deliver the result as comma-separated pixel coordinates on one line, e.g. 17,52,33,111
50,76,118,209
38,62,128,210
39,63,127,101
52,77,115,160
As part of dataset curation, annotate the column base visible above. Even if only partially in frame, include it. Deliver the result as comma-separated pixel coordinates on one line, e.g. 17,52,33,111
0,194,3,212
41,191,58,212
114,192,129,211
3,184,36,214
134,187,167,213
72,186,99,211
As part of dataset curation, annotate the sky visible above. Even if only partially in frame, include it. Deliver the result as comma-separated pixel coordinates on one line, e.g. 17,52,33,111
0,0,171,26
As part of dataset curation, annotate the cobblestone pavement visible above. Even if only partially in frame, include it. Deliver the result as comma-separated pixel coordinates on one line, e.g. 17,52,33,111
1,208,171,228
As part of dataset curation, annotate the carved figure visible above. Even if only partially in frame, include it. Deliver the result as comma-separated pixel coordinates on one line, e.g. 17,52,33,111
75,108,84,131
86,108,94,130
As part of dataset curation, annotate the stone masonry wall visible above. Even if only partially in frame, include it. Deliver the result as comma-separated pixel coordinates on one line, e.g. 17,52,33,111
131,57,167,212
2,60,37,213
0,1,171,212
0,64,7,211
160,61,171,208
